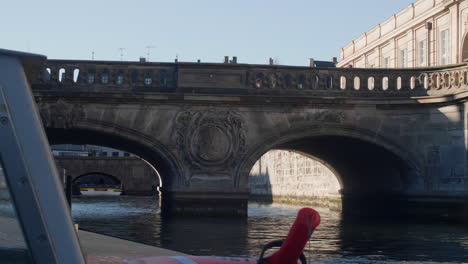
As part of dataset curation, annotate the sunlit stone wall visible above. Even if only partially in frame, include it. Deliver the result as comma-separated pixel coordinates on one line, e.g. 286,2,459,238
249,150,341,202
339,0,468,68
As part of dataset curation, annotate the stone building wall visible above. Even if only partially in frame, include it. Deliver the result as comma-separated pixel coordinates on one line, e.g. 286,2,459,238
249,150,341,206
338,0,468,68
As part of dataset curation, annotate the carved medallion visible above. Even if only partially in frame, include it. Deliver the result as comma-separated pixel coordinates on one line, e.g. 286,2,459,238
174,109,246,177
191,125,231,162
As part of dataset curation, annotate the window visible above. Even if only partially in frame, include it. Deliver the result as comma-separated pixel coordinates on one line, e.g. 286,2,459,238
419,40,427,66
440,29,450,65
399,48,407,68
87,70,95,84
116,72,124,84
383,57,391,68
144,72,152,86
101,71,109,84
112,152,119,157
297,74,305,89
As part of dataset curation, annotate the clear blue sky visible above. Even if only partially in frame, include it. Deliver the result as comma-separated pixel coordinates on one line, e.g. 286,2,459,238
2,0,414,66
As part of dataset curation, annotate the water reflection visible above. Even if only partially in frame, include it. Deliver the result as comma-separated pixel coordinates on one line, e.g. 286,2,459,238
72,196,468,263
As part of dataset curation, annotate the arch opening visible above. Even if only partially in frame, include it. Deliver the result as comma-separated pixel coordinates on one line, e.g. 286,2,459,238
244,133,421,216
249,149,342,209
72,172,123,195
74,172,121,186
47,127,179,195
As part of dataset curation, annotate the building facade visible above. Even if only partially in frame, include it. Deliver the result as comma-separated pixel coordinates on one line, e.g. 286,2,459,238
338,0,468,68
51,144,130,157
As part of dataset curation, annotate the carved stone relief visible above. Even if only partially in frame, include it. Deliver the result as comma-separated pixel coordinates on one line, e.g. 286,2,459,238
306,110,346,123
173,109,246,180
37,99,85,129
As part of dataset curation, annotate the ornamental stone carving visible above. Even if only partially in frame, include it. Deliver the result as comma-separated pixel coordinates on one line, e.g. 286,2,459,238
37,99,85,129
307,110,346,123
174,109,246,179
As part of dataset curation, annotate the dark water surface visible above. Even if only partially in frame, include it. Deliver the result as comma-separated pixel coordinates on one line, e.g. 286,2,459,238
72,196,468,263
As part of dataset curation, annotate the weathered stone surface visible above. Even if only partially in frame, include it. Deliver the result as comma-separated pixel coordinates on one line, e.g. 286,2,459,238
249,150,341,207
28,60,468,216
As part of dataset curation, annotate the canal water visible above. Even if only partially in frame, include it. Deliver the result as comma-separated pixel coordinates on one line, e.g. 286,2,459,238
72,196,468,264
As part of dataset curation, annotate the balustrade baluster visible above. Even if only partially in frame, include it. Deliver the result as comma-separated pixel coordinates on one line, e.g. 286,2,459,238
373,75,382,91
385,76,396,91
27,60,468,96
49,66,59,84
398,74,410,91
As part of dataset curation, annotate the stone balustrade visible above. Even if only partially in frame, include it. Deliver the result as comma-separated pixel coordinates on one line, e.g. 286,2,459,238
29,60,468,98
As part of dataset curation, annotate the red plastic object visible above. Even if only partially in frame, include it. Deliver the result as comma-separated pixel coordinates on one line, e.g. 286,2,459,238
263,208,320,264
125,208,321,264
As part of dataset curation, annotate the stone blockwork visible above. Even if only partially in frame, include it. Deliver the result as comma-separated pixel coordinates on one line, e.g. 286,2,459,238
26,59,468,217
249,150,341,207
54,156,159,195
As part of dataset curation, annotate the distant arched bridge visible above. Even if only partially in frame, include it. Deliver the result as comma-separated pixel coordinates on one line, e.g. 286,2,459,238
27,59,468,217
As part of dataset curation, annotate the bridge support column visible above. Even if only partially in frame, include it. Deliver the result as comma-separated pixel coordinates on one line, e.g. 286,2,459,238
161,189,249,217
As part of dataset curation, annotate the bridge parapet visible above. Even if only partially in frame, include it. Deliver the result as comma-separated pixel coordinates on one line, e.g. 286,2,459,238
29,60,468,98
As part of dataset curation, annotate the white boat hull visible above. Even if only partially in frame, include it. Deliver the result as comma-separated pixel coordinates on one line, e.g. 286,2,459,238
80,188,122,196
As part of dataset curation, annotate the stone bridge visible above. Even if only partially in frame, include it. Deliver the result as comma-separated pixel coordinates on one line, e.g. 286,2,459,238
54,156,159,195
27,59,468,217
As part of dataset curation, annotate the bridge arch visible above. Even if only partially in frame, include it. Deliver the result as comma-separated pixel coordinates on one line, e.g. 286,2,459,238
46,120,183,190
73,172,122,186
238,124,424,206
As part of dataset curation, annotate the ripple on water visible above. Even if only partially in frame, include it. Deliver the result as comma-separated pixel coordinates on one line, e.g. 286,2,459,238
72,196,468,263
